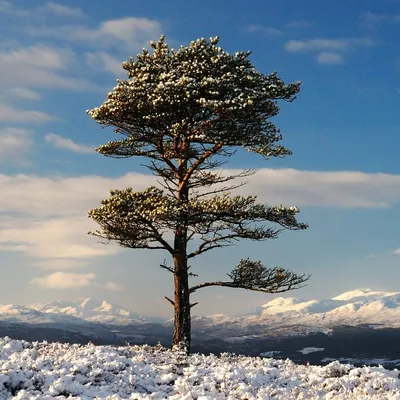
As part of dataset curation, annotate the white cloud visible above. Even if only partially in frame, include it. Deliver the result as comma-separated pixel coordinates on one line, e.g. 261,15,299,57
29,17,163,50
248,25,283,37
0,1,11,12
0,172,155,217
361,11,400,25
0,1,84,18
44,2,85,18
0,216,120,259
316,52,344,65
30,272,121,290
235,169,400,208
3,169,400,219
85,52,123,75
45,133,94,154
0,45,97,91
31,272,96,289
0,0,27,17
0,172,154,262
393,249,400,255
285,37,373,52
2,168,400,266
0,127,33,164
0,45,73,69
9,88,41,101
0,104,57,123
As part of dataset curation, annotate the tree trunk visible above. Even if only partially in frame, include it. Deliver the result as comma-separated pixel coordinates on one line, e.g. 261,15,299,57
172,236,191,353
173,151,191,353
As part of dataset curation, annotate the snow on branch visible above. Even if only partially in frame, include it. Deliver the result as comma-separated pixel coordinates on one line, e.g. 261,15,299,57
87,35,300,166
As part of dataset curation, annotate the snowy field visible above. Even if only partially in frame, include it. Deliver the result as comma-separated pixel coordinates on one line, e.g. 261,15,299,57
1,337,400,399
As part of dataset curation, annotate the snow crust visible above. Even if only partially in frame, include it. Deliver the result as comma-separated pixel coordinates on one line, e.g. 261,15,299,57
298,347,325,355
1,337,400,399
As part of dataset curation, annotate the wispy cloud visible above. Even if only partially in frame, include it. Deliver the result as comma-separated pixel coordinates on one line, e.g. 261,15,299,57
85,52,123,75
316,52,344,65
0,0,27,17
285,37,373,52
0,172,154,218
30,272,94,289
0,45,96,91
9,88,41,101
237,169,400,208
45,133,94,154
1,169,400,266
43,2,85,18
0,1,85,18
0,216,121,260
3,169,400,218
0,44,73,69
0,172,154,263
30,272,120,290
393,248,400,255
361,11,400,26
0,127,33,165
29,17,163,51
248,24,283,37
0,104,57,123
285,37,373,65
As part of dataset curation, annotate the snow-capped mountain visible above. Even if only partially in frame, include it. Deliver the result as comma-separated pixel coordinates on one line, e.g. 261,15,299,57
0,298,150,329
28,298,148,325
2,289,400,334
191,288,400,332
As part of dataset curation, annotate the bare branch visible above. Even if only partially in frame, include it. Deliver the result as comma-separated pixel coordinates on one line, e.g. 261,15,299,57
159,262,174,274
165,296,175,306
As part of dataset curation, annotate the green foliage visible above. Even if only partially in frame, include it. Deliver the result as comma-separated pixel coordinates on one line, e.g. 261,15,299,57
88,186,307,254
87,36,300,161
227,258,309,293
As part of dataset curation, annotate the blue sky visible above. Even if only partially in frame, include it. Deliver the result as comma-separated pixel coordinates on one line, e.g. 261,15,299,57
1,0,400,317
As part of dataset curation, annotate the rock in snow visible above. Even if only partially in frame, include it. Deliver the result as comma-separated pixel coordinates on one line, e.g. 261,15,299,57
1,337,400,399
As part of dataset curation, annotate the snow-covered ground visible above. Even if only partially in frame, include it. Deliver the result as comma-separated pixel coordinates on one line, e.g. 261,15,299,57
1,337,400,399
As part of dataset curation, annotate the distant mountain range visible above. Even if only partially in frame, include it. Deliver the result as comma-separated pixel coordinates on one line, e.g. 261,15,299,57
2,289,400,367
189,288,400,337
1,288,400,331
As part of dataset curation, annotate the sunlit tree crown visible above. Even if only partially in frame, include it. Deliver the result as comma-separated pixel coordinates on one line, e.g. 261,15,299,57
87,35,300,160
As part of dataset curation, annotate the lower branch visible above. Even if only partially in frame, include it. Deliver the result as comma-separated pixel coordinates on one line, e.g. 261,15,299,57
189,279,309,294
189,260,310,294
165,296,175,306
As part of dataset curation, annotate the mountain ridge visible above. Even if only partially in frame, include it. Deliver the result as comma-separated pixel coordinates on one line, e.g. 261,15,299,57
1,288,400,331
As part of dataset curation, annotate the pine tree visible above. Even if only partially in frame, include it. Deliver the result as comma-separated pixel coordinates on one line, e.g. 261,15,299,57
87,36,309,353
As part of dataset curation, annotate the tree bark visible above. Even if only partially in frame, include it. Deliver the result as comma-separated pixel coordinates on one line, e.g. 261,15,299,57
172,231,191,353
